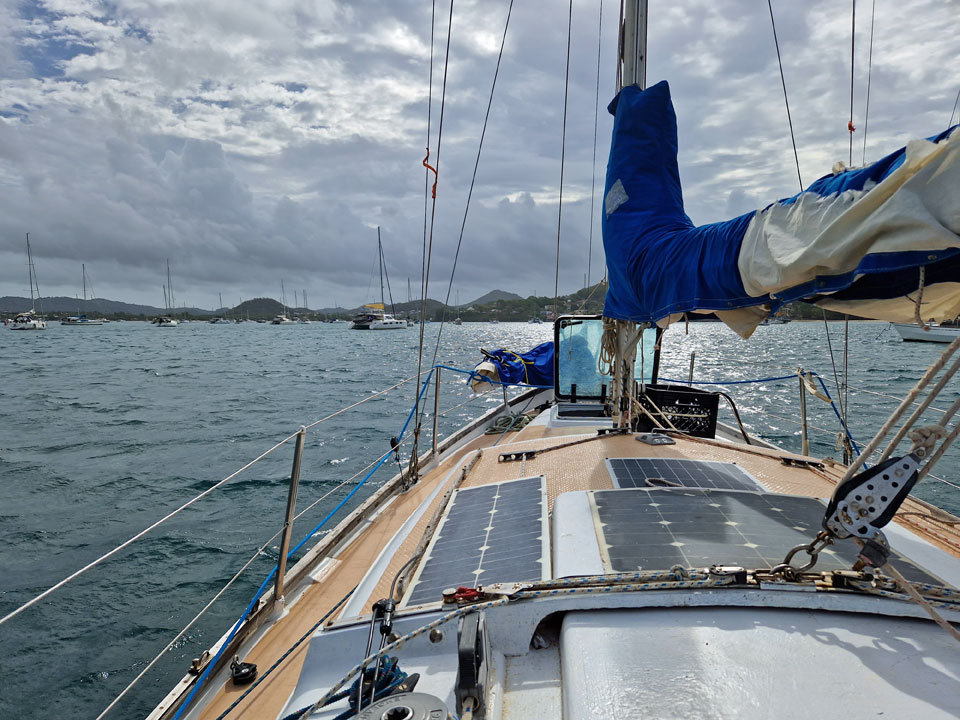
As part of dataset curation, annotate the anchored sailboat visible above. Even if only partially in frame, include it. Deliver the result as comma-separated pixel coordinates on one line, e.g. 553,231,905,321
351,228,408,330
10,233,47,330
61,264,103,326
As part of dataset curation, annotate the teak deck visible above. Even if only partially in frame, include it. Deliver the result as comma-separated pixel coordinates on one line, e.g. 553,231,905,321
192,414,960,720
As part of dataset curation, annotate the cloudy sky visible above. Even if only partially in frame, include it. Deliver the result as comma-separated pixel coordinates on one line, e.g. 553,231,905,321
1,0,957,310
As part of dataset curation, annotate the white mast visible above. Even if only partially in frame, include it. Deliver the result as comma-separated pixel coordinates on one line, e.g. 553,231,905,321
606,0,647,428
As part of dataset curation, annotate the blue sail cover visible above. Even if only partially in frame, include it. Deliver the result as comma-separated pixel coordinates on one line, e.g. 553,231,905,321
474,342,554,388
602,81,960,337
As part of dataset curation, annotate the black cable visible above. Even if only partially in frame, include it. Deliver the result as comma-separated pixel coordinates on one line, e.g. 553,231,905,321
716,391,752,445
766,0,804,192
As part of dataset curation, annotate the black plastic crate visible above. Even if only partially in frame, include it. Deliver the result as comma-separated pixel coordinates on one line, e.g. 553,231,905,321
634,384,719,438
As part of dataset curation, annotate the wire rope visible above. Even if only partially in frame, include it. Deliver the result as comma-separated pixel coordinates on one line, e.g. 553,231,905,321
848,0,856,167
427,0,515,373
554,0,574,319
861,0,876,165
766,0,804,192
412,0,439,469
586,0,604,289
950,86,960,128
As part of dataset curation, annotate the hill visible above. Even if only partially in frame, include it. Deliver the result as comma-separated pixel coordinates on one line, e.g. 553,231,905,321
467,289,523,306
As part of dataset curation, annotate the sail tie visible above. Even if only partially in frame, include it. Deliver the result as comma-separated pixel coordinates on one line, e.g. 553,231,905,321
422,147,438,199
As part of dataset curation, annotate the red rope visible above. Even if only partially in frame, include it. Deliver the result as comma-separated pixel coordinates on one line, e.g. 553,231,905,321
422,147,438,199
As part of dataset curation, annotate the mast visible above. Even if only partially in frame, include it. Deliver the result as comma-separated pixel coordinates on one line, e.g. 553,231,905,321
82,264,87,303
25,233,35,311
606,0,647,428
281,280,287,315
166,260,175,312
377,227,385,311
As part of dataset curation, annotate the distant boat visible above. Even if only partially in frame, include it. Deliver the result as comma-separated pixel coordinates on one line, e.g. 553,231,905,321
10,234,46,330
62,265,102,326
351,228,407,330
271,314,297,325
453,291,462,325
528,317,543,324
892,322,960,343
157,260,179,328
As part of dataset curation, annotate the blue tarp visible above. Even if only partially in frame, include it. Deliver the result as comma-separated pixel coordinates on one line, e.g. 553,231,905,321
480,342,554,387
601,80,960,330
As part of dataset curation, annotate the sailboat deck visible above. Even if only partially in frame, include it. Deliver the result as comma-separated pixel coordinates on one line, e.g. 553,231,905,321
192,415,960,720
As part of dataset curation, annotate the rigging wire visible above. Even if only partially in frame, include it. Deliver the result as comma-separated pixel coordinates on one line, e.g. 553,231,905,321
411,0,444,470
848,0,856,167
554,0,574,319
861,0,876,165
586,0,604,289
950,86,960,128
427,0,515,376
766,0,804,192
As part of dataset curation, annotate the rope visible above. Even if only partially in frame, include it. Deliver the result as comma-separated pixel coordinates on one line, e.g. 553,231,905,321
861,0,876,165
554,0,574,320
822,311,846,421
586,0,604,289
766,0,804,192
913,266,927,328
883,562,960,643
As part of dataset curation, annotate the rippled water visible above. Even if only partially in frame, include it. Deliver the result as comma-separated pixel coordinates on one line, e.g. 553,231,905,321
0,319,957,718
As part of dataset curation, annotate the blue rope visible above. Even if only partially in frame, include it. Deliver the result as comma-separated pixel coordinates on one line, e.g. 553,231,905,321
435,363,553,389
660,373,797,385
662,371,862,460
174,371,438,719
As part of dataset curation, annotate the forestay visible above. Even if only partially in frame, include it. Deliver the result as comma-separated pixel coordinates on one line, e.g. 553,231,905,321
601,81,960,338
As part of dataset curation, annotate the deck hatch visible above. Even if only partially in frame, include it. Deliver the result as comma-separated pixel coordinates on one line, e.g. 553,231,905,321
606,457,763,492
403,476,549,607
591,488,943,585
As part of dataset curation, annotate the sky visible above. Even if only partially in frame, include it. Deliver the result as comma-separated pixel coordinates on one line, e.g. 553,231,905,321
0,0,957,311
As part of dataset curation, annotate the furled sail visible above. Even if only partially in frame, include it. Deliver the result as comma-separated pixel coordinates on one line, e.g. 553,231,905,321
601,80,960,338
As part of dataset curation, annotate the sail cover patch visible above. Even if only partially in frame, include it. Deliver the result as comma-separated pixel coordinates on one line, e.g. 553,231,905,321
600,80,960,337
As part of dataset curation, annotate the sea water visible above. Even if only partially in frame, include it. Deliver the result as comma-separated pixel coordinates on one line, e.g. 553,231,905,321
0,320,957,718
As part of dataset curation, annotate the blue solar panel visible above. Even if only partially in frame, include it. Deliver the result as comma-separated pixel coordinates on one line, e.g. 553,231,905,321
606,458,763,492
403,476,548,607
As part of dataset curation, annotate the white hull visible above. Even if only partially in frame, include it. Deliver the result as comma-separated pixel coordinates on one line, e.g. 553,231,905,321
892,322,960,343
10,320,46,330
61,318,103,326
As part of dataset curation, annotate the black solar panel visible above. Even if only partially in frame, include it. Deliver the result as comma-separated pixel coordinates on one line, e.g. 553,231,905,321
592,488,942,585
606,458,763,492
404,476,548,607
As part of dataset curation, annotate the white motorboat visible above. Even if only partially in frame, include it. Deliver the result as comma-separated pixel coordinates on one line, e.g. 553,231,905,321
893,322,960,343
271,314,297,325
153,316,179,327
61,315,104,326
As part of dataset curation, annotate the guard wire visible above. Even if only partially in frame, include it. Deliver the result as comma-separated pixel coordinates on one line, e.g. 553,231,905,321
766,0,804,191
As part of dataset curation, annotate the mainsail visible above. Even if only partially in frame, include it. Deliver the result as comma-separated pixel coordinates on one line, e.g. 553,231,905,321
601,80,960,337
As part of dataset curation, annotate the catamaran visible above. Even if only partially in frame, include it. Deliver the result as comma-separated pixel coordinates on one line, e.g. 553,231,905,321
351,228,408,330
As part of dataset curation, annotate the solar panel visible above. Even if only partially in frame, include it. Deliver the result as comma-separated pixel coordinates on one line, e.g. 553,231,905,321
591,488,942,585
403,476,549,607
606,458,763,492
